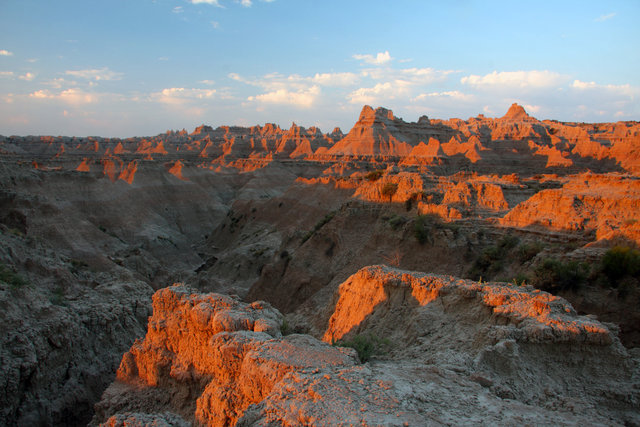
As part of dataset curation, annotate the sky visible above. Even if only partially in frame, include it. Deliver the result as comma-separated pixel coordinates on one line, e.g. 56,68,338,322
0,0,639,137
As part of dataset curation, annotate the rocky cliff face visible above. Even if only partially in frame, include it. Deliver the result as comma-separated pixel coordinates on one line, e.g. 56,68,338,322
93,268,640,426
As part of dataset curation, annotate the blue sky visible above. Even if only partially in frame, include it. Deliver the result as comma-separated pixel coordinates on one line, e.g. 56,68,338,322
1,0,639,136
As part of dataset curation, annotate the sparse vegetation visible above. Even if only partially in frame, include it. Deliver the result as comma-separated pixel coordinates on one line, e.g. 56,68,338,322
468,235,520,279
333,334,390,363
380,182,398,201
601,245,640,283
531,258,589,292
364,169,384,182
517,240,544,262
301,210,337,244
388,214,407,230
280,318,292,336
413,214,441,245
0,263,28,289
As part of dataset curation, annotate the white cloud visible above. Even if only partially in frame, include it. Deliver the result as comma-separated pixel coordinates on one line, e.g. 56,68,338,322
312,72,359,86
347,82,408,105
199,79,216,85
29,88,98,105
18,72,35,81
0,71,14,78
461,70,567,89
412,90,473,102
151,87,217,105
353,51,392,66
572,79,639,96
172,6,184,13
248,85,320,108
211,21,220,29
0,50,13,56
237,0,252,6
190,0,223,6
29,89,51,99
595,12,616,22
66,67,123,81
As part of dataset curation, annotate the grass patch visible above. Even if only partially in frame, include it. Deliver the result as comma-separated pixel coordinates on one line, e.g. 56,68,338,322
333,334,390,363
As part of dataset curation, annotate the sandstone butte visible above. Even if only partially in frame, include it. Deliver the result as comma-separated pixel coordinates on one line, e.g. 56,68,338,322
1,104,639,426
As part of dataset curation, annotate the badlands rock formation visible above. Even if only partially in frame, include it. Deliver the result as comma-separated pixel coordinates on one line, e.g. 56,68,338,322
92,268,639,426
1,104,639,425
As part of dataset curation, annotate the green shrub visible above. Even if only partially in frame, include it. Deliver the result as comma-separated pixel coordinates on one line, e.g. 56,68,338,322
517,241,544,262
280,318,292,336
413,214,440,244
364,170,384,182
0,263,28,289
388,215,407,230
380,182,398,201
601,246,640,283
468,235,519,279
533,258,589,292
301,210,337,244
334,334,390,363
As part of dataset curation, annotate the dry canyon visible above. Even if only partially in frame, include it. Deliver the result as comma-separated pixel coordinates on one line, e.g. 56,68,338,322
1,104,639,426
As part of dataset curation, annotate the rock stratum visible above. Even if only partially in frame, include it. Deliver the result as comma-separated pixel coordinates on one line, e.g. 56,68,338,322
91,268,639,426
1,104,639,425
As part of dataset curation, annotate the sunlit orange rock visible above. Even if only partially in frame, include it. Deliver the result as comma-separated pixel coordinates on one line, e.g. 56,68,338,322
76,158,91,172
323,265,612,344
501,173,640,243
167,160,187,181
118,160,138,184
99,285,356,425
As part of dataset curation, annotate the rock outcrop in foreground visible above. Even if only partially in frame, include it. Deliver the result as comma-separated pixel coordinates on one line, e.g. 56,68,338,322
93,267,640,426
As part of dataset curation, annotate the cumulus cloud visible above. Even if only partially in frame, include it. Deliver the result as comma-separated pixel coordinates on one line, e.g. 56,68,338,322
248,85,320,108
347,81,413,105
571,79,639,96
461,70,568,89
353,51,392,66
65,67,123,81
29,88,98,105
0,50,13,56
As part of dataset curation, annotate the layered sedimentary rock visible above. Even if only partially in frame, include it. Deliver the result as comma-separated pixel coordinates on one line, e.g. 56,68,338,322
2,104,639,426
94,268,639,426
502,173,640,243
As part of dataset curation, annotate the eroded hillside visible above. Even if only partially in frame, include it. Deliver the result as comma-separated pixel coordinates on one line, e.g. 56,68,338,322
1,104,639,425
